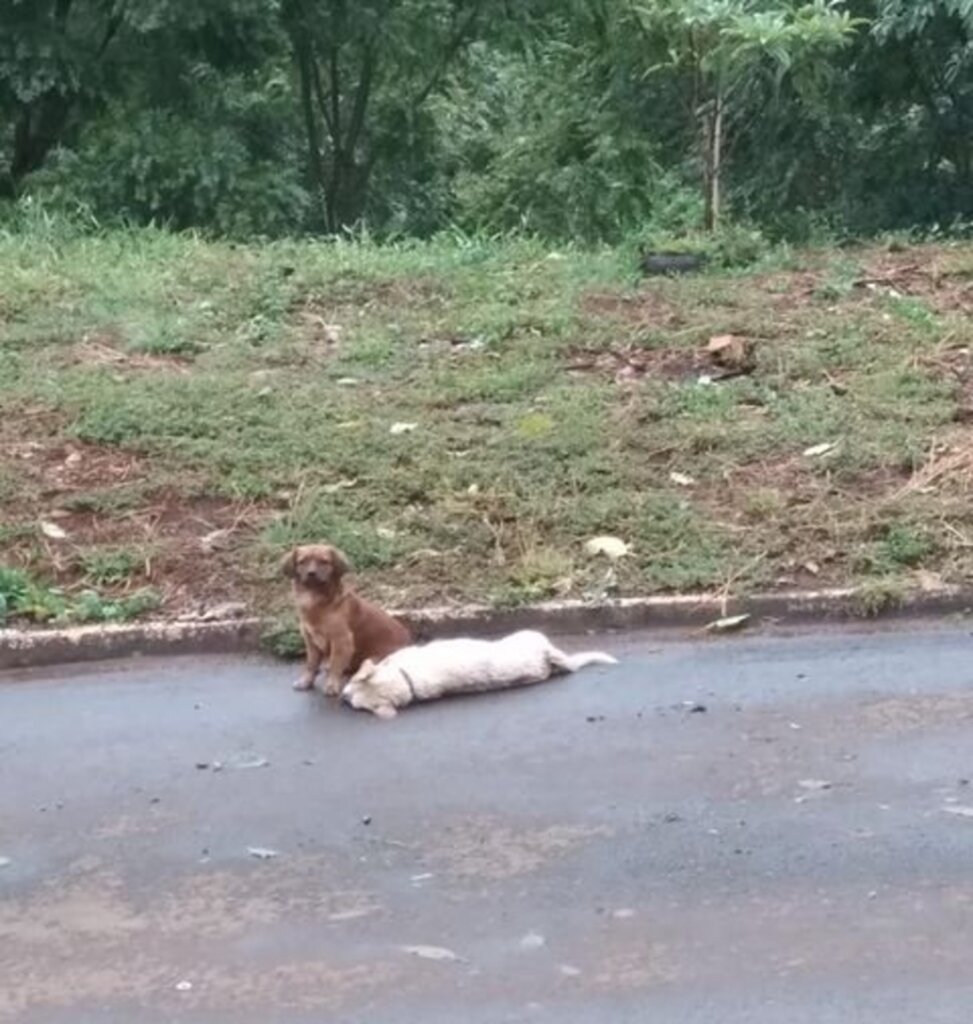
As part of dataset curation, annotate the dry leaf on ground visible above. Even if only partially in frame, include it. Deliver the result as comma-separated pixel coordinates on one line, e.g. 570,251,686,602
706,613,751,633
584,536,631,560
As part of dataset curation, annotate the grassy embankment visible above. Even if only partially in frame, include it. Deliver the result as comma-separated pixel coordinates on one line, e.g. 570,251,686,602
1,226,971,639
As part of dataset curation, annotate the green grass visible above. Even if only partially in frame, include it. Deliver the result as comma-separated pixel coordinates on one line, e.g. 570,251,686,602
2,223,972,625
77,547,144,587
0,565,160,627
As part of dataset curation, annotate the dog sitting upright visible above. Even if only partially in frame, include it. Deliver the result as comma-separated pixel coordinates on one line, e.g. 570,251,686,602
282,544,411,696
342,629,618,718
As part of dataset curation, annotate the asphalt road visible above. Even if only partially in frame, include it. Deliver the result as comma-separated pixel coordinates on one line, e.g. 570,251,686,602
2,624,973,1023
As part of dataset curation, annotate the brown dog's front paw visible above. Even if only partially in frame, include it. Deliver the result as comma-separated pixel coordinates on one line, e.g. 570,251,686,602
293,675,315,692
322,675,343,697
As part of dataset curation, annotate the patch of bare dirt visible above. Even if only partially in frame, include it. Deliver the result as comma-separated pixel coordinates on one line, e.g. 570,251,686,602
565,335,758,385
747,248,972,316
581,290,686,330
321,273,451,308
853,248,973,314
565,344,707,384
0,403,68,444
288,276,451,348
921,345,973,421
679,455,924,589
714,455,911,502
881,436,973,500
290,301,344,355
0,428,273,618
750,269,824,307
285,277,457,366
5,438,146,499
68,333,192,373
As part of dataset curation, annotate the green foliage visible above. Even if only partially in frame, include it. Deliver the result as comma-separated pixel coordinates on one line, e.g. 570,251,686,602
637,222,772,267
69,588,161,624
733,0,973,234
260,620,304,659
0,566,61,625
35,80,309,237
77,548,142,587
634,0,859,229
0,564,158,625
859,522,940,574
279,0,491,233
854,576,907,616
1,0,971,243
0,0,281,194
440,43,697,241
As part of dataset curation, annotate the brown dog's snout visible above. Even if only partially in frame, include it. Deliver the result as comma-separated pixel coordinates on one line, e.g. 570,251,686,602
299,559,332,583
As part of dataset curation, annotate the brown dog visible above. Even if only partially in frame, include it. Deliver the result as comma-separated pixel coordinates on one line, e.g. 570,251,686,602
282,543,411,696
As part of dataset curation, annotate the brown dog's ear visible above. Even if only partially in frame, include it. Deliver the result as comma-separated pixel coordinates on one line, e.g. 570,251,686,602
331,547,351,578
350,658,376,683
280,548,297,579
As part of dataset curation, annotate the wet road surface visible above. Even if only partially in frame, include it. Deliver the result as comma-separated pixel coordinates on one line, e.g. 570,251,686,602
2,624,973,1022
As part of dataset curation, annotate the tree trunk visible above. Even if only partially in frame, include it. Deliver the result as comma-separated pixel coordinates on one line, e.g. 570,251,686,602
9,97,72,187
295,40,329,231
703,87,724,233
3,0,79,191
332,155,375,228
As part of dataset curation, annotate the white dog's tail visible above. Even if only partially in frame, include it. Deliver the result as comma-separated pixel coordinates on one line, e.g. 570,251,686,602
549,646,618,674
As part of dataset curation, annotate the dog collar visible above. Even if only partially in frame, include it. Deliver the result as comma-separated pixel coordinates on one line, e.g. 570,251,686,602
398,667,419,701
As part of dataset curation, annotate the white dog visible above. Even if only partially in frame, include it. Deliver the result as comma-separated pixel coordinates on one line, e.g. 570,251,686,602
341,629,618,718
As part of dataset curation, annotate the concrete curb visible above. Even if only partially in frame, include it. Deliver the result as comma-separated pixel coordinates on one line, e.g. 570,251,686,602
2,586,971,672
0,617,266,671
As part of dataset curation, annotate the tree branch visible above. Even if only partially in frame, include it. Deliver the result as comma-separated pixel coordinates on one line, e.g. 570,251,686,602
329,47,342,147
310,46,336,141
294,34,329,226
97,0,128,57
344,44,375,157
410,0,484,111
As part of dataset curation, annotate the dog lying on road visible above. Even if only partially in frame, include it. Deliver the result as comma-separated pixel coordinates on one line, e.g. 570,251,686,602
282,543,411,696
342,629,618,718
